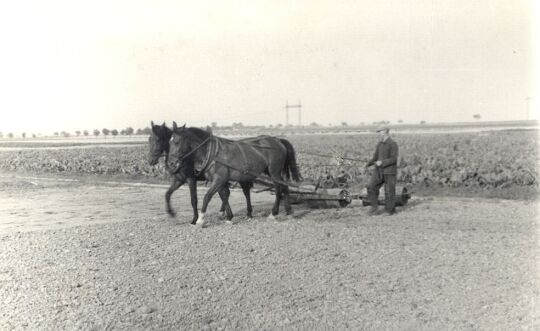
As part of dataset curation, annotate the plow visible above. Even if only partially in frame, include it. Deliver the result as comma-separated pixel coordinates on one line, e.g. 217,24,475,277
253,175,412,209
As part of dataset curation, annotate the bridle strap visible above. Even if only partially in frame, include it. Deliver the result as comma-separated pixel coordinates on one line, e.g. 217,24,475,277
195,137,218,174
180,136,212,161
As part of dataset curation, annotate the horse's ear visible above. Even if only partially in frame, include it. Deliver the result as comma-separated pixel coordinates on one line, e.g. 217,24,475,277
172,121,177,130
162,121,166,127
206,125,213,134
150,120,154,127
182,123,186,129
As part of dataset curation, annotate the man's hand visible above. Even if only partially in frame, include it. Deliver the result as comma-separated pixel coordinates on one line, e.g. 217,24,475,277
375,160,382,167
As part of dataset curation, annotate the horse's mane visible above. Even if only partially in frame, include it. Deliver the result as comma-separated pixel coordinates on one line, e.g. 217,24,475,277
154,125,172,140
184,126,211,141
190,127,210,136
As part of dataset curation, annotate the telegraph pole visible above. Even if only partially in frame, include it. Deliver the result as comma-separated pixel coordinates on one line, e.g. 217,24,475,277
285,101,289,126
285,100,302,126
298,100,302,126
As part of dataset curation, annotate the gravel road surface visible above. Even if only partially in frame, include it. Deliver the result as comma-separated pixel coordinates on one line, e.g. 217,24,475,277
0,174,538,330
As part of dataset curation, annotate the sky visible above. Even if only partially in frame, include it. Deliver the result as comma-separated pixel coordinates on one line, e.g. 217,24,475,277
0,0,536,134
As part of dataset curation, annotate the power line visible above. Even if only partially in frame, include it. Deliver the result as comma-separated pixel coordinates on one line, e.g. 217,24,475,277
204,110,275,123
285,100,302,126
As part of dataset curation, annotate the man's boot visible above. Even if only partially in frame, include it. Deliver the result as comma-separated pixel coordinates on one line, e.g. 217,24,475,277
368,206,378,215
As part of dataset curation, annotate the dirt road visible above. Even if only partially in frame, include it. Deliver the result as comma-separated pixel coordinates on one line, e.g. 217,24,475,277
0,174,274,233
0,173,538,330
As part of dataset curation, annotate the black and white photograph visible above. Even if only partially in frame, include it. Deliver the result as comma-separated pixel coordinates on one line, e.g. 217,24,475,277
0,0,538,329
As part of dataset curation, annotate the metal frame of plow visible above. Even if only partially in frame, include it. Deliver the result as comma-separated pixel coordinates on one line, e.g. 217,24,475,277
254,175,352,208
253,175,412,209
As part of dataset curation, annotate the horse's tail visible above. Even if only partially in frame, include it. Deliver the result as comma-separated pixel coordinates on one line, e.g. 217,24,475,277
279,138,302,182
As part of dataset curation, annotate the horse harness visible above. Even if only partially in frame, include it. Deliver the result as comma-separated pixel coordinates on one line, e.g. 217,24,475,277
181,135,279,179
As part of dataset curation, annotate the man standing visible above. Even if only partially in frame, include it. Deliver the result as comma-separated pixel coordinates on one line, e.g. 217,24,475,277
365,126,399,215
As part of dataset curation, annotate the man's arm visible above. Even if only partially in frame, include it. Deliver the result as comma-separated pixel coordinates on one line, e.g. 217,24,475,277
366,145,378,167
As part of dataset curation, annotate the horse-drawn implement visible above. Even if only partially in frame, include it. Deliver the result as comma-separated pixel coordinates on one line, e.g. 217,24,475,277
253,174,412,209
149,122,412,226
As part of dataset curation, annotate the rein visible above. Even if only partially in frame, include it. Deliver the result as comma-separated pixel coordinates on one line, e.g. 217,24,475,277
180,136,212,161
174,135,216,175
297,150,369,163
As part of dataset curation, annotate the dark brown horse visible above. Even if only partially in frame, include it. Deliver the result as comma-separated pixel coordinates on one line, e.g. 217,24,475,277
168,122,301,227
147,121,253,224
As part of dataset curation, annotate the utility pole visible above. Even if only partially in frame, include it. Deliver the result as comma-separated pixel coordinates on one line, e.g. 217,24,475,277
285,101,289,126
285,100,302,126
298,100,302,126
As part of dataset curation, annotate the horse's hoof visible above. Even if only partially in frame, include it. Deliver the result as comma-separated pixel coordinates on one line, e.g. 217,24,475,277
167,211,176,218
267,214,277,221
225,220,233,225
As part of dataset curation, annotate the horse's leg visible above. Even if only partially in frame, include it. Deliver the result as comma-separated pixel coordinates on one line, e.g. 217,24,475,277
218,183,229,215
217,186,234,221
196,176,228,228
282,183,293,216
240,182,253,218
267,158,293,219
187,176,199,225
268,183,282,220
165,175,185,218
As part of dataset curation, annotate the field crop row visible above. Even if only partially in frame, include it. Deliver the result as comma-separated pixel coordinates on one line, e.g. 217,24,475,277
0,130,537,190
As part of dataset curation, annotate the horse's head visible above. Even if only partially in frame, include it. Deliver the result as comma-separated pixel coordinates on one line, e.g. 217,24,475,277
147,121,172,166
167,121,191,173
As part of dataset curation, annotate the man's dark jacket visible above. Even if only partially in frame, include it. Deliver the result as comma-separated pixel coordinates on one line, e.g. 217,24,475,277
367,137,399,175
